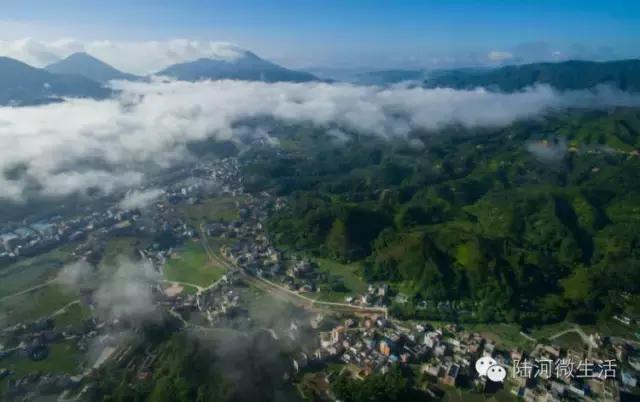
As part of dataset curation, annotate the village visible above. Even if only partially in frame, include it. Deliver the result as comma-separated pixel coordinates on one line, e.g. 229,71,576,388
310,313,638,401
0,154,639,401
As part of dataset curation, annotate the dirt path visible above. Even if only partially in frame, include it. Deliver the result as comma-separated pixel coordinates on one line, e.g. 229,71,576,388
159,279,204,292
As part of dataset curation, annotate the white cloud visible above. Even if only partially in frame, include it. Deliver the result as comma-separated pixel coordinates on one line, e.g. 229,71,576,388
487,50,514,62
118,188,164,210
408,138,425,150
93,257,160,321
526,138,568,163
58,256,161,322
0,38,249,74
57,260,98,293
0,38,83,66
1,80,639,202
327,128,350,144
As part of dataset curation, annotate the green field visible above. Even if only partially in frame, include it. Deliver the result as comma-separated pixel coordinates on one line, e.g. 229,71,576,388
100,237,148,268
2,341,82,377
0,244,77,298
53,301,91,330
312,258,367,302
163,241,226,287
0,284,79,326
528,322,575,340
181,283,201,295
551,332,586,350
462,323,535,350
593,318,640,338
528,320,633,342
178,196,241,225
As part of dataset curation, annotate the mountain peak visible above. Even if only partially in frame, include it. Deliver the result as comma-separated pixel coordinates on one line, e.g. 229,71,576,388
201,42,256,62
0,56,110,106
156,49,316,83
66,52,99,60
46,52,138,83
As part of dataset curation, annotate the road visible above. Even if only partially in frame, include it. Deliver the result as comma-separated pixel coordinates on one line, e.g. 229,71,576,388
519,331,537,342
549,325,599,356
0,278,58,302
549,326,597,347
51,300,81,317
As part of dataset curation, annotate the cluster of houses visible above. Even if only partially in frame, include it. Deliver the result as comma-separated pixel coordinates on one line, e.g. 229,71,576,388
1,319,59,363
194,273,243,321
2,372,81,398
0,158,247,398
281,259,319,293
0,157,243,268
0,204,161,266
0,314,97,399
315,316,438,378
156,268,247,330
348,284,391,307
160,270,245,326
310,314,640,401
219,195,286,278
0,208,139,265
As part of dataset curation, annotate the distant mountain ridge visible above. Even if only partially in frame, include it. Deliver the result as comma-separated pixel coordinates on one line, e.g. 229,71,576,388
45,52,139,83
156,50,317,82
0,56,110,106
3,53,640,107
354,69,428,85
423,59,640,92
0,47,321,106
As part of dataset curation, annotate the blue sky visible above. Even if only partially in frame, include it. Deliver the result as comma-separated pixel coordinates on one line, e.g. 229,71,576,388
1,0,639,69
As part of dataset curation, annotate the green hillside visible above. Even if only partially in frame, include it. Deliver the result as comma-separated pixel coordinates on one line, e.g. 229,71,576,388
425,59,640,92
258,108,640,327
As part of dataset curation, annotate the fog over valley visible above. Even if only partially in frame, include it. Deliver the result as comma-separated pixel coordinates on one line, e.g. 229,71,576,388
2,79,639,202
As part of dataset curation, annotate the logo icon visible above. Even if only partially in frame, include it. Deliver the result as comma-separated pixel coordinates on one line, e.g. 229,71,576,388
475,357,506,382
475,357,497,376
487,364,507,382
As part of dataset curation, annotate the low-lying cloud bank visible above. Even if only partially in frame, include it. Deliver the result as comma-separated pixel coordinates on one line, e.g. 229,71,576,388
58,257,160,322
526,138,568,163
118,188,165,210
57,257,161,368
93,258,160,321
1,80,640,202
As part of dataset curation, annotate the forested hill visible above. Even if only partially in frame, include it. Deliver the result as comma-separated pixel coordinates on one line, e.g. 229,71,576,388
249,108,640,328
424,59,640,92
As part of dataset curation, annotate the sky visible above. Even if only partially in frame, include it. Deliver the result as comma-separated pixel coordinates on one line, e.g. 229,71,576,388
1,0,639,72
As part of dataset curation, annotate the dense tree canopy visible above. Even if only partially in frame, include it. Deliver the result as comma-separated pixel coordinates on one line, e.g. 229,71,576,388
261,109,640,327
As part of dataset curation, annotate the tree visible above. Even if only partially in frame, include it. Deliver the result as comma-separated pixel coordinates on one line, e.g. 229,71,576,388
333,366,416,402
327,218,349,260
